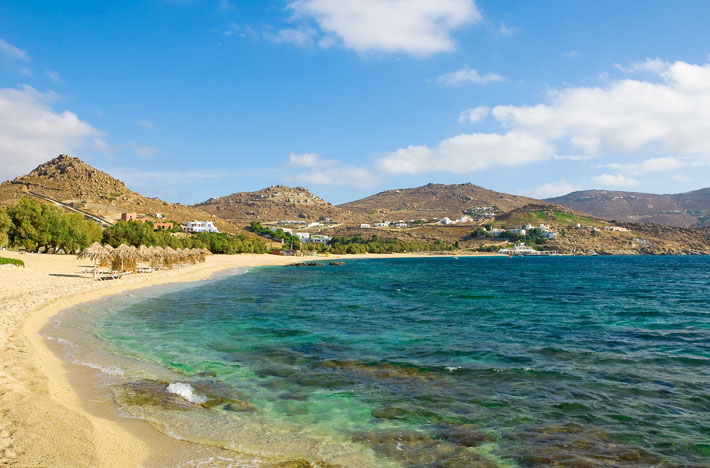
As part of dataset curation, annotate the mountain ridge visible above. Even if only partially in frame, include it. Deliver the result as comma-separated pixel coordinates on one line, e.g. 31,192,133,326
547,188,710,227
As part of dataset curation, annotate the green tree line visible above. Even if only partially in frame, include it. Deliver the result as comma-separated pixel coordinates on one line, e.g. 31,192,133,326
103,220,267,254
249,221,302,248
1,198,102,252
327,235,454,254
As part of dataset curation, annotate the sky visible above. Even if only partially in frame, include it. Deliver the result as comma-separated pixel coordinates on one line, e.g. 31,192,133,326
1,0,710,205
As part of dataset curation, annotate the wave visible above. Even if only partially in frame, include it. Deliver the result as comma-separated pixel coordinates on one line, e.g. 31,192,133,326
166,382,208,405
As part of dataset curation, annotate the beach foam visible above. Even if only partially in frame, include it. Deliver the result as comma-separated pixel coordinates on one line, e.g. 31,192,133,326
166,383,208,405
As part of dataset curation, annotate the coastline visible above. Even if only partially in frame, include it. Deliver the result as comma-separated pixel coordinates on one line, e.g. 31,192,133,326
0,250,485,467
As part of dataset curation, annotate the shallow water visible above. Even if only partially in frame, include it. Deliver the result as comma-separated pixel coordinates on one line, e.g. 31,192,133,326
47,257,710,467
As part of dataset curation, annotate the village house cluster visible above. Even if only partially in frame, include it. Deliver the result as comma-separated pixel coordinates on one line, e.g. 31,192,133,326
489,223,559,239
358,215,474,229
269,227,330,244
120,213,220,233
121,212,173,230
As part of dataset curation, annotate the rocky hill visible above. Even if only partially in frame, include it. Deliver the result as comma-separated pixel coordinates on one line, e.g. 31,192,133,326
547,188,710,227
0,155,244,234
486,204,710,255
338,183,538,221
193,185,350,223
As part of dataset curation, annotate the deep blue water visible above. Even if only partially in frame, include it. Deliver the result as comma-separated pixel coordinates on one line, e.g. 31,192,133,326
50,257,710,467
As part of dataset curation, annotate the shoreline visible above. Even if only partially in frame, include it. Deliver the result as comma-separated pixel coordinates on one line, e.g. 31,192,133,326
0,250,482,467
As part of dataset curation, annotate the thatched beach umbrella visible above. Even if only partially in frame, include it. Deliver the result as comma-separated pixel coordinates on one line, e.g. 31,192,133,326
111,244,135,272
152,246,165,268
164,246,177,269
198,248,211,262
78,242,110,280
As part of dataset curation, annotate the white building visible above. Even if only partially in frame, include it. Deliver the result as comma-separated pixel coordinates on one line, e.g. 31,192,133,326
308,222,325,228
439,217,454,225
358,224,371,228
182,221,219,233
270,227,293,235
457,215,472,223
524,223,533,230
374,222,389,227
509,228,527,235
396,223,408,228
295,232,310,242
310,235,330,244
490,228,505,237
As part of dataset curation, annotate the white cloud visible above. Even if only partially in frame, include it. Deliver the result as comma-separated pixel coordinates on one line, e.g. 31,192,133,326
375,59,710,177
671,174,691,183
0,38,29,61
437,68,504,86
492,60,710,157
288,152,326,167
605,156,686,174
563,50,581,59
524,179,582,199
591,174,640,188
458,106,489,123
377,131,552,174
552,154,594,161
614,57,667,74
287,0,481,56
0,86,104,181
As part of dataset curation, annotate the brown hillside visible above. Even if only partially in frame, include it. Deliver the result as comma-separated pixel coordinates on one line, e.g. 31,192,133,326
193,185,351,223
547,189,710,227
338,183,539,221
0,155,245,234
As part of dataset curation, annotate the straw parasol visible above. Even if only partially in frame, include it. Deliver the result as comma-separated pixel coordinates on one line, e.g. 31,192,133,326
164,246,178,268
78,242,110,280
136,245,153,263
111,244,135,272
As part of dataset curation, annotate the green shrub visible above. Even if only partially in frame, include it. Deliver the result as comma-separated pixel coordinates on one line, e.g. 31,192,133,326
0,256,25,267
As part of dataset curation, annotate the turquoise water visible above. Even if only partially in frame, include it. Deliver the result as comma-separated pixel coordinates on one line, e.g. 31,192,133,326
49,257,710,467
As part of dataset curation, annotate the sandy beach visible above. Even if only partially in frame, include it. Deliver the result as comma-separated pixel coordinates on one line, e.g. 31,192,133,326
0,250,479,467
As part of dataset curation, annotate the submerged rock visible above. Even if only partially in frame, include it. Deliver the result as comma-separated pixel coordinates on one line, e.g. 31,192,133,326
510,423,667,468
115,378,256,412
352,430,499,468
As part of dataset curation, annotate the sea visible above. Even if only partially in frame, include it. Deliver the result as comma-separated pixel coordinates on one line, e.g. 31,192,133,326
44,256,710,468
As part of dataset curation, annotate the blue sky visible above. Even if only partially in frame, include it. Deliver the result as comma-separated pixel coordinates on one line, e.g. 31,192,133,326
1,0,710,204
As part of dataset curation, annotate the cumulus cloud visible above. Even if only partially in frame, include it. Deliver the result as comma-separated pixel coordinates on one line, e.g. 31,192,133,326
0,86,104,181
592,174,640,188
379,59,710,177
0,38,29,61
605,157,686,174
458,106,490,123
437,68,504,86
377,131,552,174
286,0,481,56
525,179,582,199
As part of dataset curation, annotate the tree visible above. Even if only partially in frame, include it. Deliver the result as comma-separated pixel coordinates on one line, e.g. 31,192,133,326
0,209,11,247
7,198,46,252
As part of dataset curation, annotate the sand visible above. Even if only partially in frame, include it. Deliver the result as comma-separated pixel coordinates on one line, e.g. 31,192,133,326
0,250,489,467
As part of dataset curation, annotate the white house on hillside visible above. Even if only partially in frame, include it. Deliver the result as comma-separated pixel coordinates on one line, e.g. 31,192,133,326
182,221,219,233
309,235,330,244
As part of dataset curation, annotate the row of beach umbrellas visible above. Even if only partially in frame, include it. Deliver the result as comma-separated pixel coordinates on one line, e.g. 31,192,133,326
78,242,211,279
